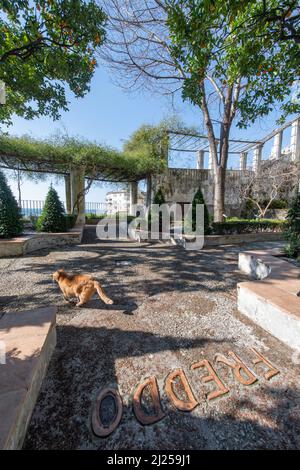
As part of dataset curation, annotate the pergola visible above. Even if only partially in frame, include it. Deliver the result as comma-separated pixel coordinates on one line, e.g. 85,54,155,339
0,134,165,221
167,116,300,172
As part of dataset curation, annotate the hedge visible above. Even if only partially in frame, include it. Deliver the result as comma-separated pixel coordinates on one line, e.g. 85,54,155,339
212,218,287,235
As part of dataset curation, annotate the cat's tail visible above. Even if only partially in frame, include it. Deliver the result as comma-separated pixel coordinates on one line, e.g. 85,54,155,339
94,281,113,305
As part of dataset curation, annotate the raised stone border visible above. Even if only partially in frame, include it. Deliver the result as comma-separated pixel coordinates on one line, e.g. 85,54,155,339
0,224,84,258
129,228,284,247
0,306,57,449
237,251,300,350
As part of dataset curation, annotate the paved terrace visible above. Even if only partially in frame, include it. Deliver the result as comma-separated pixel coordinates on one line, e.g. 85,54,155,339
0,228,299,449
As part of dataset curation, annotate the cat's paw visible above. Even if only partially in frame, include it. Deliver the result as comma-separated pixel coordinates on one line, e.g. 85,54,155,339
106,299,114,305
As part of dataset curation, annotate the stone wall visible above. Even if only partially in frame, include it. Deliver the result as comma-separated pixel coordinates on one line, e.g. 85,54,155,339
152,168,254,217
152,168,294,217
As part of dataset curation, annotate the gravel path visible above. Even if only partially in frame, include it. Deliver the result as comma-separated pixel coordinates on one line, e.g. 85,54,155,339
0,233,299,449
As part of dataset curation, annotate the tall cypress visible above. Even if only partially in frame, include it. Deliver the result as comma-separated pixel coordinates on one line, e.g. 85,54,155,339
0,171,23,238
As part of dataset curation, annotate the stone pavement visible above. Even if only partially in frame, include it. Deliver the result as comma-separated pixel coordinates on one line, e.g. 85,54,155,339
0,232,299,449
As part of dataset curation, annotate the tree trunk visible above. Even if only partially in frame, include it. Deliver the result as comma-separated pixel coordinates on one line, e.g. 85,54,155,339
214,166,226,222
17,169,22,207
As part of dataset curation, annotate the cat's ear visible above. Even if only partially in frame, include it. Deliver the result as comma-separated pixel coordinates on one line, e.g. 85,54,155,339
58,268,65,273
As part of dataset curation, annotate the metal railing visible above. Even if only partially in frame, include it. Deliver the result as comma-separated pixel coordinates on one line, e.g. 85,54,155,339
20,200,107,216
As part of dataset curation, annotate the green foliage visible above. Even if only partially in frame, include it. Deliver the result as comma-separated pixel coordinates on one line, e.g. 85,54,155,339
261,199,288,210
65,213,77,230
0,132,165,182
284,192,300,257
123,123,169,170
36,185,66,232
212,218,287,235
0,1,106,126
153,188,166,206
241,198,255,219
0,170,23,238
185,187,210,235
166,0,300,126
86,212,100,219
149,188,166,232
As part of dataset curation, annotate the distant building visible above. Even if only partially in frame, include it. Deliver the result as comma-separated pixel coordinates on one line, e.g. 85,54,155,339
106,189,145,215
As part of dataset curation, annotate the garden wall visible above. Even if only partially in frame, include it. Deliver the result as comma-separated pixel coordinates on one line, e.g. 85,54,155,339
152,168,293,217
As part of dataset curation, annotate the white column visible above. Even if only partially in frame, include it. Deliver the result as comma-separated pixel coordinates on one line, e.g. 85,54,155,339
253,145,262,173
272,131,283,160
239,152,247,171
291,118,300,161
196,150,204,169
129,181,138,216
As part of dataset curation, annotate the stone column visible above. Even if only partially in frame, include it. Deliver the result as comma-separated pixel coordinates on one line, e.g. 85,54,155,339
64,174,72,214
253,145,262,173
129,181,138,216
272,131,283,160
70,166,85,225
196,150,204,169
291,118,300,161
239,152,247,171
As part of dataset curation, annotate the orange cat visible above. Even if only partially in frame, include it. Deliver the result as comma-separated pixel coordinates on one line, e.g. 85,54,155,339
52,269,113,307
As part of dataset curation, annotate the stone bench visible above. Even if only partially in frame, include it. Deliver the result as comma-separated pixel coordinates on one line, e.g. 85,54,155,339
237,251,300,350
0,306,57,449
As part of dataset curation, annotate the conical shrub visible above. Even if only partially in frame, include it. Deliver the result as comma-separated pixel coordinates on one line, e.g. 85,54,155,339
185,187,210,235
0,171,23,238
36,185,66,233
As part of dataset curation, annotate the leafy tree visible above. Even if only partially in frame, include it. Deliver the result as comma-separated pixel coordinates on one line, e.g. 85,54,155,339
101,0,299,222
0,0,106,126
36,185,66,232
166,0,300,221
0,170,23,238
284,189,300,257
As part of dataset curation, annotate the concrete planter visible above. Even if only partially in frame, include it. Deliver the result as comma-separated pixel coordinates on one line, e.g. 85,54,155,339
0,225,84,257
129,228,284,246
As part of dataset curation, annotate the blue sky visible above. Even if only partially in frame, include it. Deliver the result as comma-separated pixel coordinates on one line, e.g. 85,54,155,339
4,64,296,203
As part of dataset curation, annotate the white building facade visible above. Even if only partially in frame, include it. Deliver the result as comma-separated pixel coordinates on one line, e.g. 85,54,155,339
106,189,145,215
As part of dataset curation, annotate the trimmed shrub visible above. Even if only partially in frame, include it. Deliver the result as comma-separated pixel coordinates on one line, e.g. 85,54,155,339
149,188,166,232
65,214,77,230
36,186,66,233
0,171,23,238
212,218,287,235
185,187,210,235
284,192,300,258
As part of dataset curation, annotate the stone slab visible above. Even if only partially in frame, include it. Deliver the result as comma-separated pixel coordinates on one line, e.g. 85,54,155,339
0,306,57,449
238,251,300,350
